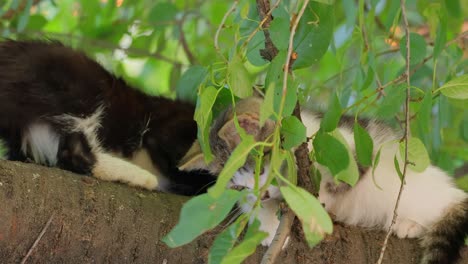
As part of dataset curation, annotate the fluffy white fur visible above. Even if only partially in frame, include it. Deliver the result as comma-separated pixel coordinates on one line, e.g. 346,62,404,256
21,122,60,166
234,110,467,246
229,165,282,245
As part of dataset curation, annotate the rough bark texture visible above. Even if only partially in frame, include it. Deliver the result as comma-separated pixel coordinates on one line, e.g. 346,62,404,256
0,160,467,264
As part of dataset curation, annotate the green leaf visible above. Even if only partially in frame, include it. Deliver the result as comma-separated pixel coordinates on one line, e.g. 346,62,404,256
209,216,248,264
281,116,307,149
280,185,333,247
293,1,334,69
260,83,275,126
461,112,468,143
209,135,256,198
438,74,468,100
354,123,373,167
17,0,32,32
399,33,427,65
273,78,297,118
371,147,382,189
433,12,447,59
228,55,253,99
26,15,48,30
162,190,243,247
416,91,433,137
377,84,405,119
220,219,268,264
149,2,178,29
195,86,219,163
176,66,208,103
269,17,289,50
286,150,298,184
330,130,360,186
455,175,468,192
313,132,349,176
399,137,430,173
313,0,335,4
320,94,342,132
394,155,404,181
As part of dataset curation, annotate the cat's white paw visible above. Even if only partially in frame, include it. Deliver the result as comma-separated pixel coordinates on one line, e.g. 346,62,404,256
393,218,426,238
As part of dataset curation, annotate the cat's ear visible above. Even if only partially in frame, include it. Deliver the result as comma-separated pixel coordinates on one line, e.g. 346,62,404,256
178,141,209,171
218,113,275,150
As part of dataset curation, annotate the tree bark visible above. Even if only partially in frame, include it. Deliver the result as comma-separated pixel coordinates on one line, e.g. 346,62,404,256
0,160,467,264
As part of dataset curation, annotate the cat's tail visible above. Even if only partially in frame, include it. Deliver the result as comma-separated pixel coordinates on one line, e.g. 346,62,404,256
420,197,468,264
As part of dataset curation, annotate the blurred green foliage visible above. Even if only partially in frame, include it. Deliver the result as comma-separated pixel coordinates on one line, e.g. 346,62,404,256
1,0,465,174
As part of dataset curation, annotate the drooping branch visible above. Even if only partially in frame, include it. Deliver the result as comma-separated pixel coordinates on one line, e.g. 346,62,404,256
376,1,412,263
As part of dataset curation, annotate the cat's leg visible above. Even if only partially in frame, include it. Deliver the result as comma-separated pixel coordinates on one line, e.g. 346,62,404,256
393,218,426,238
91,152,159,190
20,121,159,190
57,132,159,190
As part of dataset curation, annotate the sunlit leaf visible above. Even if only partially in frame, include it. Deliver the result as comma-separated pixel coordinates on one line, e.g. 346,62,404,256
209,216,248,264
438,74,468,100
220,219,268,264
280,185,333,247
228,54,253,99
195,86,219,162
393,155,404,181
162,190,243,247
399,137,430,173
209,135,256,198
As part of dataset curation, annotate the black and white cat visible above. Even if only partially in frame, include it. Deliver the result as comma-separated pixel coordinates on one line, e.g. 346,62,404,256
180,97,468,264
0,39,216,195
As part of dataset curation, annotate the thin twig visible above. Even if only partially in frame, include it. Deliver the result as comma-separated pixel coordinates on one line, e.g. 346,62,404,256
260,208,295,264
178,13,197,65
214,1,238,63
256,0,279,60
281,0,309,98
21,213,55,264
241,0,281,52
376,1,411,263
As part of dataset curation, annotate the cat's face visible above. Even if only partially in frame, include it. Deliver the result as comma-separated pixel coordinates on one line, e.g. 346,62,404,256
178,97,280,200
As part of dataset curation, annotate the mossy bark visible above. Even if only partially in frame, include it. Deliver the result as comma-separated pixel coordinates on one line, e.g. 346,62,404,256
0,160,466,263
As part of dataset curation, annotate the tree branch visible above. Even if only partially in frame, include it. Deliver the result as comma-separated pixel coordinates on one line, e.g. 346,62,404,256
2,161,467,263
256,0,279,61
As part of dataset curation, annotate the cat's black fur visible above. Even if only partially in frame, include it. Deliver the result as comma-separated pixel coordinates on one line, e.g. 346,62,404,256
0,39,215,195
